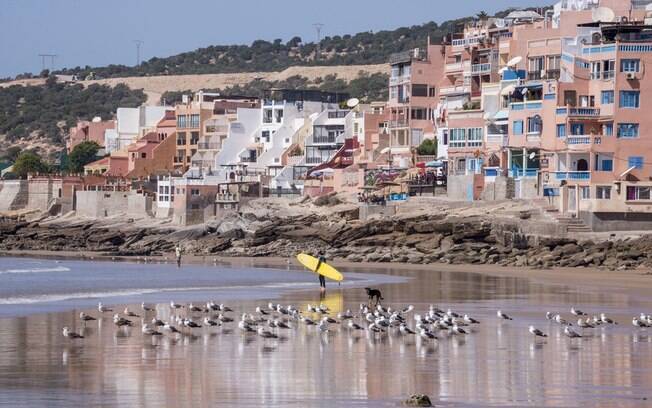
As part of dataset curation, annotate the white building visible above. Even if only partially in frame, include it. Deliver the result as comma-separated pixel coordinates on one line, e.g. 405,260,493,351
105,106,173,153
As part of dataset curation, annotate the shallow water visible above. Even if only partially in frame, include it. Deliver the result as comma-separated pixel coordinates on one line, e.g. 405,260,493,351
0,257,651,407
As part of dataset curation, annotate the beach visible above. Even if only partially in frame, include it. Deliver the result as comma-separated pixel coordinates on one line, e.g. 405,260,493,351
0,256,652,406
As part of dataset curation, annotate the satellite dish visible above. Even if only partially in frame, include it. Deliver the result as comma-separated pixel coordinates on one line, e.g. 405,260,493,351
592,7,615,23
498,66,509,74
346,98,360,108
507,56,523,68
529,152,536,160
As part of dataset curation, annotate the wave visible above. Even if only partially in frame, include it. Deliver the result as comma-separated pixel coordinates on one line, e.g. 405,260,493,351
0,266,71,275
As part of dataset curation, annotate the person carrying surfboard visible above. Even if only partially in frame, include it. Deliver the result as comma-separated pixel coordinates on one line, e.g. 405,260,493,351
316,251,327,290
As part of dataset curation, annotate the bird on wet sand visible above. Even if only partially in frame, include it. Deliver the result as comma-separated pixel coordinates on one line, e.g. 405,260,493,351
529,326,548,338
80,312,96,322
98,302,112,313
62,327,84,339
497,310,513,320
564,326,582,338
141,324,162,336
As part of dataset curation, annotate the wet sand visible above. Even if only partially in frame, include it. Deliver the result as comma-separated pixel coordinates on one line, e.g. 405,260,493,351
1,256,652,406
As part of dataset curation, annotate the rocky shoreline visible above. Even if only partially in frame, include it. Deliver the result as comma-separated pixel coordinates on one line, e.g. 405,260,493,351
1,204,652,271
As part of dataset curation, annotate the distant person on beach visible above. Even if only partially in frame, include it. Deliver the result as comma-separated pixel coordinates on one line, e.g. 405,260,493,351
175,245,182,268
315,251,326,291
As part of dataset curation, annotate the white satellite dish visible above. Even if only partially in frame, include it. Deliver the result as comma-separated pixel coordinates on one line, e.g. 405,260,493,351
529,152,536,160
592,7,615,23
507,56,523,68
346,98,360,108
498,66,509,74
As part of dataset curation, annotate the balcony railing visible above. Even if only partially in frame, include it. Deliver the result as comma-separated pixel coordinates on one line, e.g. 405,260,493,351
440,85,470,96
389,120,409,128
306,157,324,164
445,62,463,72
566,135,591,145
568,107,601,116
312,136,337,144
510,101,542,110
510,169,539,178
471,63,491,74
553,171,591,181
528,71,542,80
486,134,508,145
240,157,257,163
389,75,411,86
197,143,220,150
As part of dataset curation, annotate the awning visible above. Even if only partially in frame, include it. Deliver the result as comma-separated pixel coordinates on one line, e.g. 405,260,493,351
500,85,516,96
619,166,636,179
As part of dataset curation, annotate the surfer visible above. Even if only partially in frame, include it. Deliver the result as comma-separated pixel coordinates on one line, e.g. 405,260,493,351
316,251,326,291
175,244,182,268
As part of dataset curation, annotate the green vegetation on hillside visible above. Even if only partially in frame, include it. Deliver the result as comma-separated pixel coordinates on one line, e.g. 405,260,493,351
52,7,540,79
0,77,146,145
161,72,389,105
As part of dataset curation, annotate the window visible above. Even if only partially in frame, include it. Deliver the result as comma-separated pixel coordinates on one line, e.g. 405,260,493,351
621,59,640,73
411,108,427,120
619,91,640,108
275,109,284,123
528,56,544,79
411,84,428,97
580,186,591,199
141,152,146,159
177,115,187,129
262,130,270,143
513,120,524,135
547,55,561,70
527,116,542,134
579,95,594,107
618,123,639,138
176,132,186,145
599,159,613,171
428,87,436,97
596,186,612,199
191,189,200,196
628,156,644,169
590,61,601,79
601,90,614,104
556,124,566,137
467,128,483,147
627,186,651,201
263,109,273,124
603,59,615,78
449,128,466,148
570,123,584,135
190,132,199,145
389,86,398,100
603,123,613,136
189,114,200,128
564,90,577,107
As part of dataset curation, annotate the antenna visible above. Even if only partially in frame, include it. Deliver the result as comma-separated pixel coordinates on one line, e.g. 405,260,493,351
313,23,324,60
133,40,144,66
38,54,58,72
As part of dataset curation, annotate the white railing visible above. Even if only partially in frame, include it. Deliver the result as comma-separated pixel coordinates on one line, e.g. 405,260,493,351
471,63,491,74
440,85,471,95
445,62,463,72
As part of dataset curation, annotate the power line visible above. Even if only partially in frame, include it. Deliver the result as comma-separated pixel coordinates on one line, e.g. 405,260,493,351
38,54,58,72
313,23,324,60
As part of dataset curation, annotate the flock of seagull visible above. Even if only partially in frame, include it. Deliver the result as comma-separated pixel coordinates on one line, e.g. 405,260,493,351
60,299,652,343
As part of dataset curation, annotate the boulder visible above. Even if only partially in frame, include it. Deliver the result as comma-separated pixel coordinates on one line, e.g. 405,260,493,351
404,394,433,407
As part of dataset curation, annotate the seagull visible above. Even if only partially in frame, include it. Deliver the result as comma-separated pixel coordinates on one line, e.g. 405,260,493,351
419,329,437,340
151,318,165,327
600,313,617,325
79,312,96,322
450,325,468,335
323,316,338,324
218,314,234,323
633,318,649,328
571,307,587,316
554,314,571,326
170,301,183,310
348,321,364,330
337,310,354,320
300,316,317,325
184,319,202,329
141,324,162,336
258,327,278,338
529,325,548,338
62,327,84,339
368,323,385,333
463,314,480,324
98,302,112,313
577,319,595,329
124,307,140,318
273,319,291,329
256,306,269,315
447,308,460,318
318,319,329,332
204,317,220,327
306,304,317,313
497,310,513,320
276,305,289,315
546,311,556,320
113,314,133,327
188,303,203,313
219,304,233,313
399,323,416,335
163,323,181,334
238,321,255,333
267,302,276,312
401,305,415,314
564,326,582,338
141,302,154,312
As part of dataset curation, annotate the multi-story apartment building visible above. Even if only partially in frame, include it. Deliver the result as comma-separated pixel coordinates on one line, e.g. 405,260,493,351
387,42,445,165
174,94,213,172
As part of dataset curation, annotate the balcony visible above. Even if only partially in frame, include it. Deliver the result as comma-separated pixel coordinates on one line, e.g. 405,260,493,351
471,63,491,74
197,142,221,150
306,157,323,164
528,71,542,80
568,107,601,117
552,171,591,181
389,49,426,65
216,193,239,203
312,136,337,144
510,101,542,111
389,75,411,86
445,62,464,73
486,134,508,146
510,169,539,178
389,119,409,128
440,85,470,96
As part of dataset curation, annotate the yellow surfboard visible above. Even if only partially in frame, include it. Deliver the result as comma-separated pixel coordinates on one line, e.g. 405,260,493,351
297,253,344,282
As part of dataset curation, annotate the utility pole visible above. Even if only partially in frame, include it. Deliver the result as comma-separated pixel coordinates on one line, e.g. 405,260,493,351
133,40,144,65
38,54,58,72
313,23,324,60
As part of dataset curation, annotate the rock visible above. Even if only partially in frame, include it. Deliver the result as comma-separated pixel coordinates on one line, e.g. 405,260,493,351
404,394,433,407
414,234,443,253
313,192,338,207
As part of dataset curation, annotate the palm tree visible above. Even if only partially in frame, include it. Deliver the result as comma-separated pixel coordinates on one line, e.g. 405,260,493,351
476,11,489,21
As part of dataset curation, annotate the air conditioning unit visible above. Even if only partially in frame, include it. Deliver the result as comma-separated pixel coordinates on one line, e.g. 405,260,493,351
626,72,637,80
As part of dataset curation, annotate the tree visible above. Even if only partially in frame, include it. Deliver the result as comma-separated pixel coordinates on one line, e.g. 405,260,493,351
13,151,47,178
3,146,22,163
68,141,101,173
417,139,437,156
476,11,489,20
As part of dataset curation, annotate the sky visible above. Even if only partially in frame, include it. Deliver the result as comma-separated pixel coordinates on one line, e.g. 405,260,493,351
0,0,546,78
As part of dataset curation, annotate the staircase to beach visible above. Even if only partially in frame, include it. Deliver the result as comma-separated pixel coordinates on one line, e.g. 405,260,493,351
532,198,592,234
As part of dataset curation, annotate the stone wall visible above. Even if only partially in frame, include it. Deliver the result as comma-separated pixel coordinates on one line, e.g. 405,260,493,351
127,193,153,218
481,176,515,201
75,190,130,218
580,211,652,232
447,175,474,201
0,180,28,212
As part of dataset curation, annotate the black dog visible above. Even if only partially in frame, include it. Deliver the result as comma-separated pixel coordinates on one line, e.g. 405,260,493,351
364,287,383,306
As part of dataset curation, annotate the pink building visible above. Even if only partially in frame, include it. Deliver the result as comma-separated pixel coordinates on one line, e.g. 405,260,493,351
67,119,114,152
